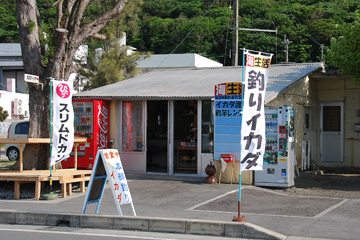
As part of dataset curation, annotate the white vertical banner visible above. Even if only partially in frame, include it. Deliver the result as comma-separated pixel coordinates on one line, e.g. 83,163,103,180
50,80,74,166
240,51,273,172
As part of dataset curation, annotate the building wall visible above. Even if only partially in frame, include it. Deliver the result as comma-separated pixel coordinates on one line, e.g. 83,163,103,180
316,76,360,168
0,78,30,138
2,71,26,93
266,75,319,170
268,74,360,170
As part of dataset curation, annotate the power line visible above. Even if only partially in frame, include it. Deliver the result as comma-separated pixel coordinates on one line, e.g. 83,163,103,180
262,0,278,63
223,0,233,65
154,0,219,69
285,2,323,47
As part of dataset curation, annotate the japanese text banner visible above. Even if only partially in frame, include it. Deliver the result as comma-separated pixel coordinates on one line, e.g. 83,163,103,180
50,80,74,166
101,149,133,205
240,52,272,172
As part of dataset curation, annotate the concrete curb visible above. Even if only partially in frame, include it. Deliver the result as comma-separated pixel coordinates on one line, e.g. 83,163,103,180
0,210,285,239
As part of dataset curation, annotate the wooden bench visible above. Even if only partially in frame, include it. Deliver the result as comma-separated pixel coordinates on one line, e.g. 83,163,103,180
0,137,91,200
0,170,92,200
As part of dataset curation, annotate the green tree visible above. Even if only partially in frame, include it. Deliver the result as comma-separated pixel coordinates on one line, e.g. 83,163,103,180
0,1,19,42
15,0,129,170
128,0,360,65
76,40,151,91
326,21,360,80
131,2,231,63
0,106,9,122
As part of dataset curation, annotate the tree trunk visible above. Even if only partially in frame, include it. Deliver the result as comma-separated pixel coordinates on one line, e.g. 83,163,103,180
14,0,50,170
14,0,128,170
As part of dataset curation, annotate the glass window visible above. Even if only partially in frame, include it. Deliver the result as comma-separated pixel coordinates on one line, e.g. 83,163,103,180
323,106,340,131
201,100,213,153
15,122,29,135
122,101,143,152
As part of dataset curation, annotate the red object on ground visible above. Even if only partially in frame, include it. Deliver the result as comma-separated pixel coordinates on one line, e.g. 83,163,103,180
220,154,234,162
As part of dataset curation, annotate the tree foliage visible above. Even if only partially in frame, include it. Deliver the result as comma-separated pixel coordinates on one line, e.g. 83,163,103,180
0,1,18,42
0,106,9,122
76,40,151,91
2,0,360,66
127,0,360,65
326,21,360,80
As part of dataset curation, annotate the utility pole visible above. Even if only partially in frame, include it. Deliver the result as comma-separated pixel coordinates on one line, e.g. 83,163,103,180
320,44,324,62
232,0,239,66
283,35,292,63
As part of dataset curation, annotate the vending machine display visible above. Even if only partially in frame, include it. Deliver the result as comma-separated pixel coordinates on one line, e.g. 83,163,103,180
255,106,295,187
62,100,110,170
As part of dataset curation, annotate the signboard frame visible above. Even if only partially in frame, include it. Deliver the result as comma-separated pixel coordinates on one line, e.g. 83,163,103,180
82,149,136,216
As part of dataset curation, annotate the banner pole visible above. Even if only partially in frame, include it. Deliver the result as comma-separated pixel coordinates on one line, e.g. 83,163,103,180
43,78,57,200
233,48,247,222
50,78,53,194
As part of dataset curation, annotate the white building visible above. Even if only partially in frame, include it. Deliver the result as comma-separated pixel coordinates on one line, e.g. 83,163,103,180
0,44,29,137
137,53,223,74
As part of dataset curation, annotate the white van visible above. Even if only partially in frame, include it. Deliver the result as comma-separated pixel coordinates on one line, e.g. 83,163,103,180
5,120,29,161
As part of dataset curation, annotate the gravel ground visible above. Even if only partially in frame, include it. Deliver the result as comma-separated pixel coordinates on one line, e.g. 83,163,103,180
276,169,360,199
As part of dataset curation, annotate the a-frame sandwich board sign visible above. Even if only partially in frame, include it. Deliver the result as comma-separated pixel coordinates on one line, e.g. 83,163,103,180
82,149,136,216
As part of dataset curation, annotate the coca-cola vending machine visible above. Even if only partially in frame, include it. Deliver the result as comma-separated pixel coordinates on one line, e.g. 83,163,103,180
62,99,110,169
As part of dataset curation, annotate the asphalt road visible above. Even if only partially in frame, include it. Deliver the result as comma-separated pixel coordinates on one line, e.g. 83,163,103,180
0,224,248,240
0,173,359,239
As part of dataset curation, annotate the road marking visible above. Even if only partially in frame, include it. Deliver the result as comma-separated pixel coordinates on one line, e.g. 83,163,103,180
313,199,349,219
189,209,314,219
0,227,179,240
186,186,251,211
187,185,350,219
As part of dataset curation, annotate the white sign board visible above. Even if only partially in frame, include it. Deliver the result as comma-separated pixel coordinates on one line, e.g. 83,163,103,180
82,149,136,216
24,74,39,83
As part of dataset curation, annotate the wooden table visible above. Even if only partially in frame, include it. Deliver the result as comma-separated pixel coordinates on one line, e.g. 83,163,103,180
0,137,90,200
0,137,87,172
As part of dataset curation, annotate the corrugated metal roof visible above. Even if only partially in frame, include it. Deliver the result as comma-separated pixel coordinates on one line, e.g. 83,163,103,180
0,43,22,57
0,60,24,67
74,62,323,104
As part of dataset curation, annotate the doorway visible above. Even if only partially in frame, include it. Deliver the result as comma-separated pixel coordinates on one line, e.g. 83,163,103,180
304,107,310,142
146,101,168,172
320,102,344,162
173,100,197,174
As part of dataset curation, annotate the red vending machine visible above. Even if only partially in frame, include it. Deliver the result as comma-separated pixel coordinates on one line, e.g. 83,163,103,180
62,99,110,169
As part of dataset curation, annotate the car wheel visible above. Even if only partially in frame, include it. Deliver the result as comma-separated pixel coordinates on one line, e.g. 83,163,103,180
7,147,20,161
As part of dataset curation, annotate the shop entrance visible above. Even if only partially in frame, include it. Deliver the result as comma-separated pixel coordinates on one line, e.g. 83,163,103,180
173,100,197,174
320,102,344,162
146,101,168,173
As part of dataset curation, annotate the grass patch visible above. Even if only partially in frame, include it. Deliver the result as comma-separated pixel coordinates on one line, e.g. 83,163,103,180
0,159,16,169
